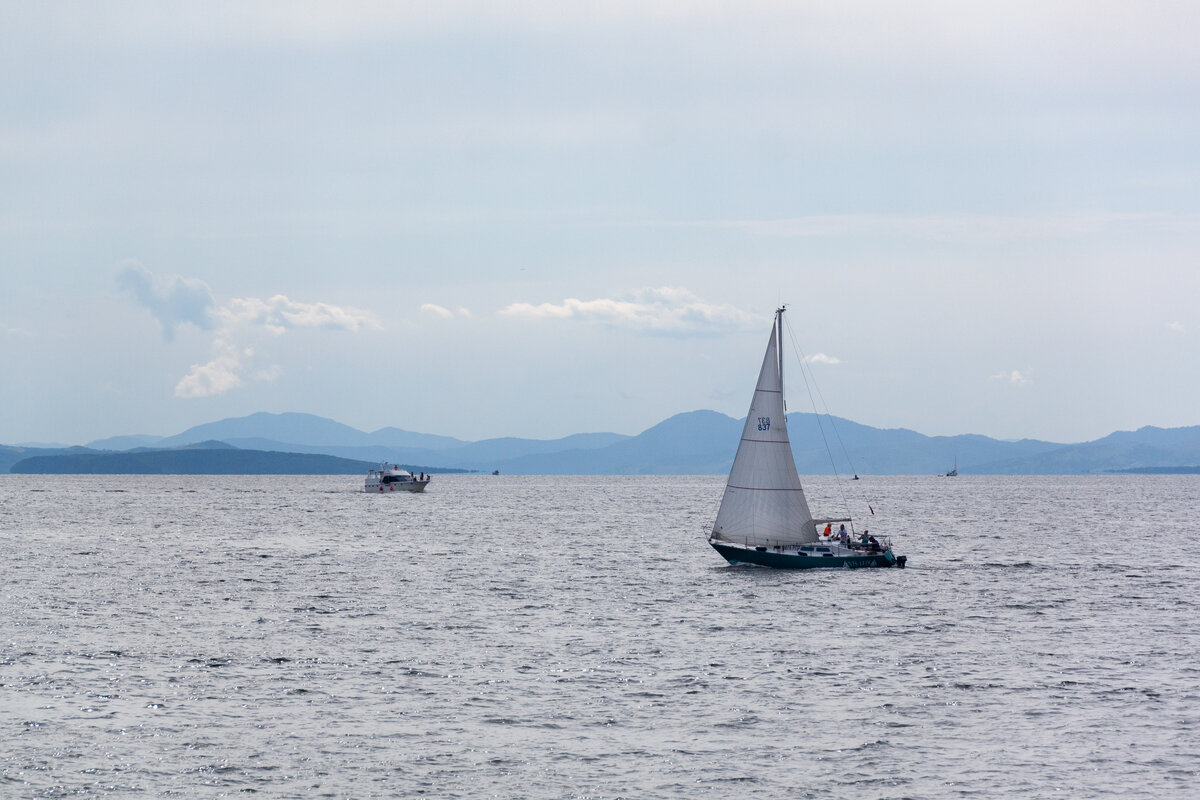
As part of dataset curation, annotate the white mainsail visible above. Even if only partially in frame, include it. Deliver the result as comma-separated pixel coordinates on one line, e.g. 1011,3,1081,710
711,310,816,546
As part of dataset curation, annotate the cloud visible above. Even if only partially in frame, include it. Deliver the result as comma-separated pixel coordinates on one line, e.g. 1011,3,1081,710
217,295,380,334
989,369,1032,386
175,340,245,398
498,287,757,334
173,343,284,399
172,294,378,398
1167,321,1185,333
116,265,381,398
116,261,215,341
420,303,474,320
420,303,454,319
805,353,842,365
177,294,377,397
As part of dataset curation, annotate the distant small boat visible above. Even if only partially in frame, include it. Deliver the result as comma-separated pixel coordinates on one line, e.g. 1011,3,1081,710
945,458,958,477
365,463,430,493
708,307,905,570
492,469,500,475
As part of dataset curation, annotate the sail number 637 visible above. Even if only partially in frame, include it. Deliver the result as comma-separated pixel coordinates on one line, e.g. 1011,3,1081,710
757,416,771,431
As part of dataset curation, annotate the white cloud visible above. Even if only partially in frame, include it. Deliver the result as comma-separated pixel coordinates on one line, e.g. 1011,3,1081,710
175,340,244,398
498,287,758,334
116,261,214,341
420,303,475,320
218,295,380,333
989,369,1032,386
805,353,842,365
174,344,284,399
1167,321,1185,333
178,295,377,396
118,266,380,398
420,303,454,319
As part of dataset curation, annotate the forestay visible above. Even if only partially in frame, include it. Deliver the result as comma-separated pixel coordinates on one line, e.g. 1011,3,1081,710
711,314,817,547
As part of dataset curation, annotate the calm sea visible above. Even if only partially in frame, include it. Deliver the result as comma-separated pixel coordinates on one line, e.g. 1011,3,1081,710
1,474,1197,799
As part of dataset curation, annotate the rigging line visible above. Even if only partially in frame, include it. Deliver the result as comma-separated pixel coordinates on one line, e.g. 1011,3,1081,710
781,315,864,476
779,313,850,515
781,313,873,529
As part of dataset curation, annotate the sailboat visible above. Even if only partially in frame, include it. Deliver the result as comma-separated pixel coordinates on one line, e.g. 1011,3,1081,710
944,458,958,477
708,307,906,569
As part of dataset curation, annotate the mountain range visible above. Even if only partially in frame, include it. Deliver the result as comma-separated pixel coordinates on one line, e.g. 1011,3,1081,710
5,410,1200,475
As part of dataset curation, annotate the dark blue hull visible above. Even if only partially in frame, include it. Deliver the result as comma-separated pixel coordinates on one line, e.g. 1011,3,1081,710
711,542,901,569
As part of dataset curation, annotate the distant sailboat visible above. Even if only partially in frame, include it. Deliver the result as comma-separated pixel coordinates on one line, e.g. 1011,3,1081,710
708,307,905,569
945,458,958,477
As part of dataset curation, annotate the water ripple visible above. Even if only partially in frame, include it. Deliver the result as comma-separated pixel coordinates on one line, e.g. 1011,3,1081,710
2,474,1198,798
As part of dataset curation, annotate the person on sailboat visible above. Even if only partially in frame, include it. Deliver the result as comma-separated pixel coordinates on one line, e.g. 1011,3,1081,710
838,526,851,547
822,523,832,538
859,531,870,549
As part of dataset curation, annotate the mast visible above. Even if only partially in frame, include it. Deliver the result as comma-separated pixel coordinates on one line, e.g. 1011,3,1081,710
776,305,786,413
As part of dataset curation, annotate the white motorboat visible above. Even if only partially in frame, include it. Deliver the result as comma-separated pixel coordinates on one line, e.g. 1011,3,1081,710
365,463,430,493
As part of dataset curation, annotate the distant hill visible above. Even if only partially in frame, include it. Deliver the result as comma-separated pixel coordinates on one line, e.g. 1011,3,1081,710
145,411,627,469
1,445,98,473
85,434,165,449
783,415,1060,475
365,427,467,451
11,412,1200,475
11,449,373,475
130,439,238,451
9,448,465,475
156,412,376,448
475,414,1200,475
972,425,1200,474
446,411,740,475
165,433,628,469
475,411,1061,475
1,440,240,473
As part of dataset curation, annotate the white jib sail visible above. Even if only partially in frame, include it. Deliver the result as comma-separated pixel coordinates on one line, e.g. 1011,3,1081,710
711,314,817,546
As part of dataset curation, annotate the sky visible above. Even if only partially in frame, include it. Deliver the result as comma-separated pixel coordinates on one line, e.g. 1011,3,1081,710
2,1,1199,446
